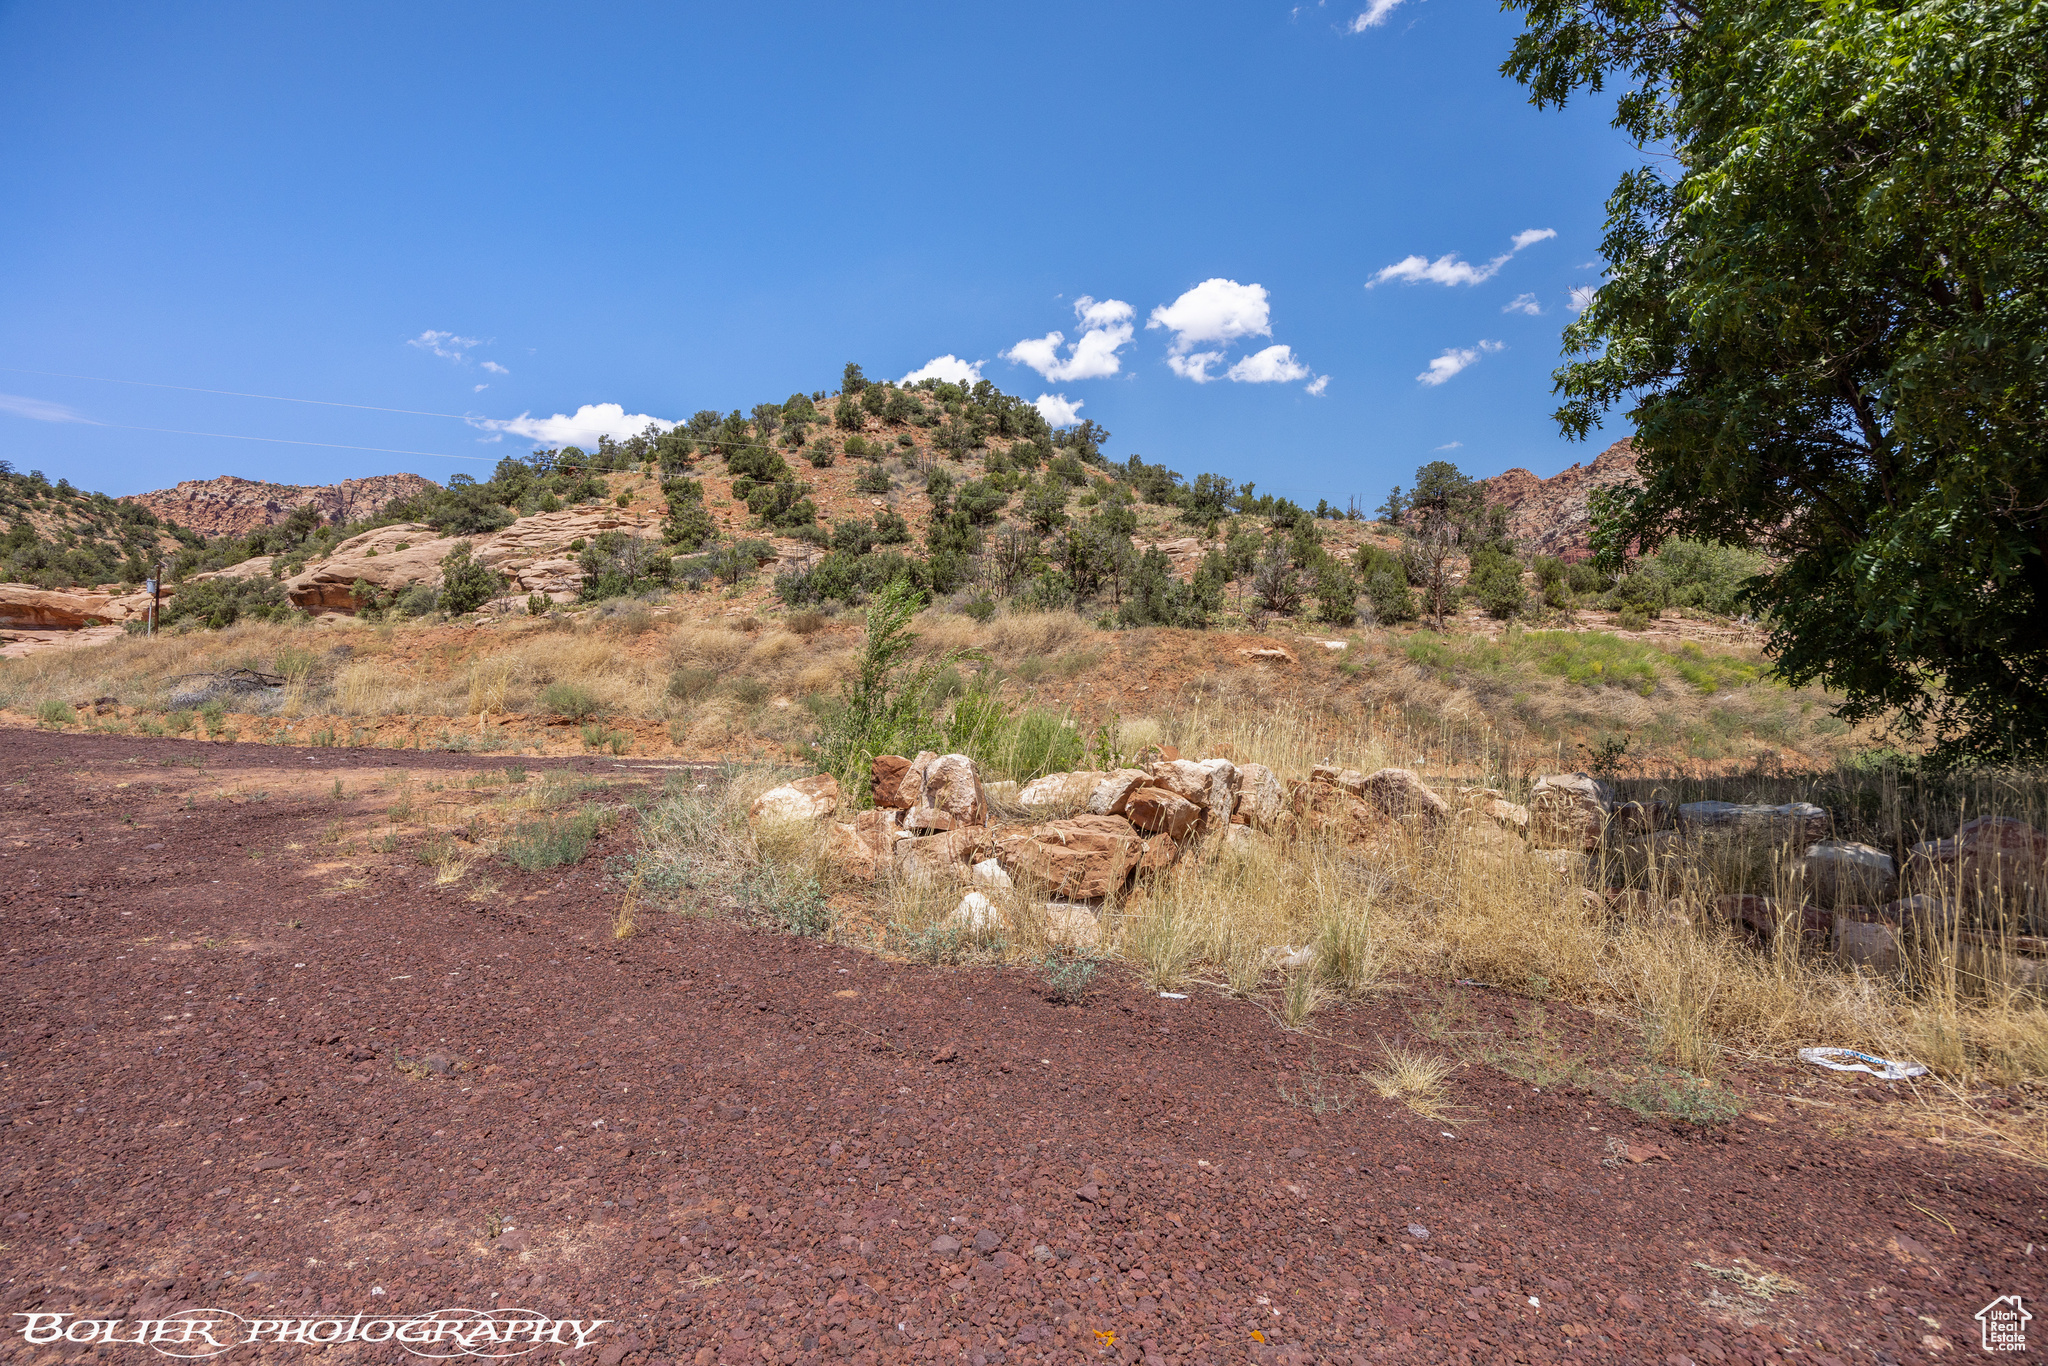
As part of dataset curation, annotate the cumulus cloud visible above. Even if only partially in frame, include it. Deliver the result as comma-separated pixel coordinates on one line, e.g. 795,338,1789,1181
1348,0,1405,28
1369,229,1557,288
899,355,985,386
1567,285,1599,313
0,393,95,423
480,360,509,375
1435,441,1463,450
1416,340,1504,387
1503,293,1542,316
1149,279,1273,355
474,384,489,393
1305,375,1330,396
407,330,481,362
1033,393,1085,428
1225,344,1315,385
1004,296,1135,382
1147,279,1325,390
468,402,673,448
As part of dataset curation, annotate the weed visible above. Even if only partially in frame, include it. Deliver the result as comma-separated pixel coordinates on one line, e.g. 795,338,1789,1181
166,710,194,735
502,808,603,872
614,872,642,940
375,832,401,854
33,700,75,729
331,779,346,800
904,924,969,965
1690,1259,1804,1301
539,682,603,722
1363,1043,1457,1121
742,863,830,937
323,819,346,845
1277,972,1328,1031
1314,906,1385,997
1475,1007,1596,1089
1041,946,1099,1004
1615,1068,1743,1125
484,1210,504,1240
1278,1049,1356,1116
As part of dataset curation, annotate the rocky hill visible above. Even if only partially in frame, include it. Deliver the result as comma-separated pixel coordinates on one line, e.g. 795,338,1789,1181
1481,438,1639,560
126,473,440,540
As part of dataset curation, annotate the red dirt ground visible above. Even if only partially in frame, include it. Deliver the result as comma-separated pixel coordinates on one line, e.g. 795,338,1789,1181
0,730,2040,1365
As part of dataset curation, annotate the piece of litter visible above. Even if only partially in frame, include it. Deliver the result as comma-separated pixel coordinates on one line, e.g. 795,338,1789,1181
1440,1131,1456,1139
1798,1047,1927,1081
1159,992,1188,1000
1528,1296,1540,1307
1406,1223,1430,1240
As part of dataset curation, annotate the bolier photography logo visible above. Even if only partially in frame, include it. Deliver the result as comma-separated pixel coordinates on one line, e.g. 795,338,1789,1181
1977,1294,2030,1353
13,1308,609,1358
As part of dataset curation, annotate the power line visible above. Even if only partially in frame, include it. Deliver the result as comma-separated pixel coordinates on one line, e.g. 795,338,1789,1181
0,365,480,420
88,421,492,462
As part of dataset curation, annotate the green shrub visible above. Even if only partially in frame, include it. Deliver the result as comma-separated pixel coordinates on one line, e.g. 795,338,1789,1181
964,595,997,623
1041,947,1099,1004
33,699,75,728
438,541,504,615
1467,550,1529,621
502,808,602,871
161,575,289,630
528,593,549,616
668,666,719,703
1366,569,1419,624
1565,561,1603,595
394,583,439,618
853,465,890,495
803,444,833,469
577,531,672,602
539,682,603,721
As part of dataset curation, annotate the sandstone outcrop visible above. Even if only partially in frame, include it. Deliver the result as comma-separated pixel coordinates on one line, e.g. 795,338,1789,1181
125,474,438,540
1479,439,1639,560
0,584,122,630
1679,801,1829,844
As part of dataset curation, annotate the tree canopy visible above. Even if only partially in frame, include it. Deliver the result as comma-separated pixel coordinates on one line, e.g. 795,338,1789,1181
1506,0,2048,759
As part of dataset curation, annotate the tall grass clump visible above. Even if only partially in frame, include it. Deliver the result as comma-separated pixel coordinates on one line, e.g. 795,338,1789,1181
818,581,970,799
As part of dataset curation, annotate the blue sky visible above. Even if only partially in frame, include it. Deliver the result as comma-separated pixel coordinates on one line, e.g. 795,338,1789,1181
0,1,1635,507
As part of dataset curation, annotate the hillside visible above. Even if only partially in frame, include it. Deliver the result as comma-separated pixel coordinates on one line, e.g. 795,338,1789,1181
126,472,439,539
1480,438,1639,560
0,466,196,590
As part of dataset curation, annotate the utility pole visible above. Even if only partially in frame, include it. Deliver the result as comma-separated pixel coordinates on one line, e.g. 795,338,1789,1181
147,559,163,637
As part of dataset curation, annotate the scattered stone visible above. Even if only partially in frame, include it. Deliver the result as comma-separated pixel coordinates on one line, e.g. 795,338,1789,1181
947,891,1002,932
1123,786,1201,841
1239,647,1297,663
903,808,958,833
1529,773,1612,850
1802,840,1898,905
1678,800,1828,843
970,858,1013,889
930,1235,961,1255
996,815,1144,900
1018,771,1109,813
893,828,991,881
749,774,839,824
1085,769,1153,818
971,1229,1003,1254
1234,763,1284,830
1043,904,1102,949
921,754,988,827
1834,913,1901,972
1137,832,1182,875
1355,767,1449,823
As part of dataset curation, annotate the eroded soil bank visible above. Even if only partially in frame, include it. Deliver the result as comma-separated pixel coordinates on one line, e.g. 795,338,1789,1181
0,731,2038,1365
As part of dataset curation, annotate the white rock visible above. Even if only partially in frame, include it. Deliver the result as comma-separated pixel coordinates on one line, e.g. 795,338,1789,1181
748,773,840,823
1019,770,1108,812
1266,944,1316,971
1802,840,1898,903
1043,903,1100,949
971,858,1013,889
948,891,1002,932
1679,801,1828,843
1233,763,1284,830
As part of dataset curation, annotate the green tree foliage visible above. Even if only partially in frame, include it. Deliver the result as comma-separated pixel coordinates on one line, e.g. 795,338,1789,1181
1507,0,2048,757
438,540,505,615
1364,568,1419,625
840,362,868,395
1309,551,1359,626
161,575,290,630
577,532,672,602
1118,546,1221,628
817,580,962,796
1466,549,1529,621
662,478,717,551
1019,477,1071,534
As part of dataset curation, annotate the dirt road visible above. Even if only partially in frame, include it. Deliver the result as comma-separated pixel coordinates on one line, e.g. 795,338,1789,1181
0,730,2037,1364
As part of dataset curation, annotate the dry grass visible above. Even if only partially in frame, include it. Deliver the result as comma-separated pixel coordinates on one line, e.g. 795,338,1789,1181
1362,1042,1458,1120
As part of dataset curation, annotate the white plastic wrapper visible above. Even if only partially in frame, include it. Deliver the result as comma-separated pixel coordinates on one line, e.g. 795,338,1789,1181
1797,1047,1928,1080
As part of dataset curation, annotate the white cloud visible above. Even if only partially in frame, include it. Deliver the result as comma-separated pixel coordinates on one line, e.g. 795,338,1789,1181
1167,351,1227,383
1005,296,1136,382
1568,285,1599,313
1369,229,1557,288
1149,279,1273,356
407,330,481,362
481,360,509,375
0,393,95,424
1033,393,1085,428
467,402,673,448
899,355,984,386
1434,441,1463,450
1503,293,1542,316
1348,0,1405,29
1416,340,1504,387
1305,375,1329,396
474,384,489,393
1225,344,1314,385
